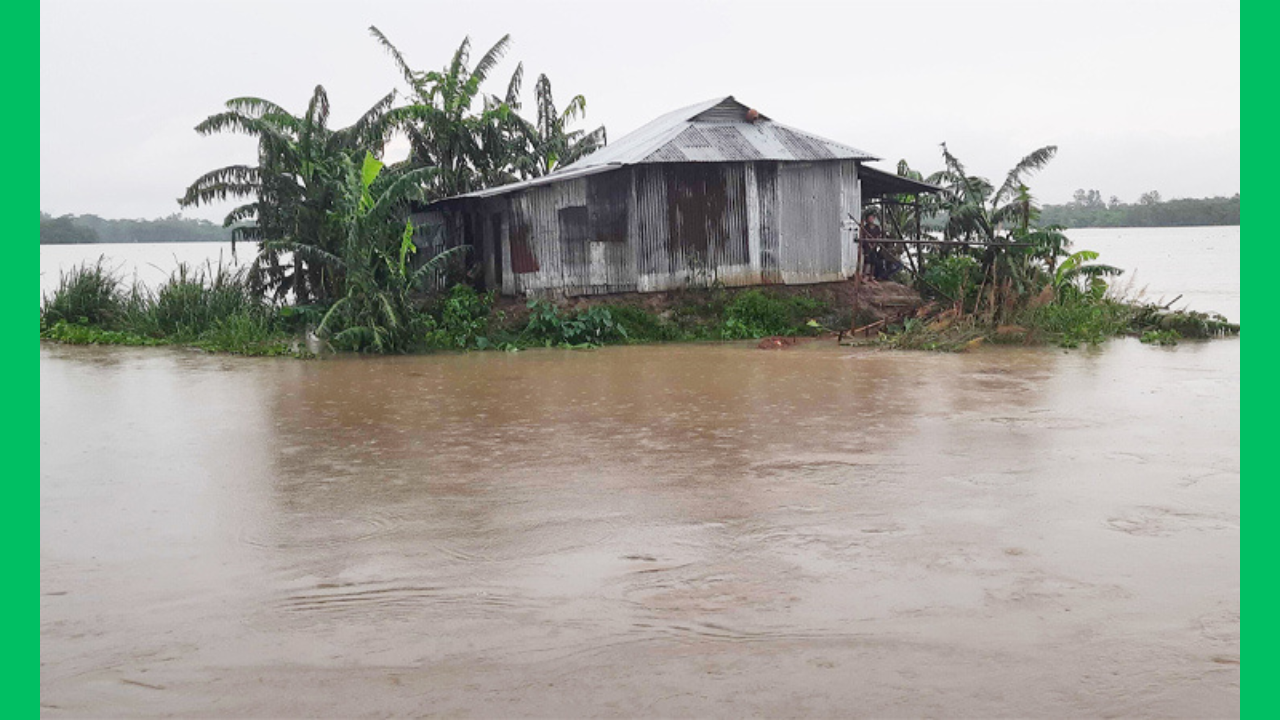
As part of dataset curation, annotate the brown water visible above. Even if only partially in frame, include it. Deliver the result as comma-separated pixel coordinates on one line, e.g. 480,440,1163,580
40,337,1238,717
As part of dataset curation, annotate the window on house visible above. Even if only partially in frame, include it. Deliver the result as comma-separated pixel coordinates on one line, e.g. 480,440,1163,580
558,206,588,244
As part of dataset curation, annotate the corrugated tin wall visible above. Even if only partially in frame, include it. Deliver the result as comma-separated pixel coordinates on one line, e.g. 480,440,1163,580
443,160,858,296
777,162,843,284
840,160,862,276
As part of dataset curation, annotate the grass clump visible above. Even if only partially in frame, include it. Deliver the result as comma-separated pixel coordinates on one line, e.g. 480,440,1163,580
40,258,124,328
1018,298,1136,348
41,260,296,356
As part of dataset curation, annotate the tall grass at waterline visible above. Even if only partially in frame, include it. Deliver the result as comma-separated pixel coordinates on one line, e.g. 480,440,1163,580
39,258,124,328
41,259,296,356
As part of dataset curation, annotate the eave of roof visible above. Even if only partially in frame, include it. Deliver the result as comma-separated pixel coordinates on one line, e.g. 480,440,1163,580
435,163,625,202
859,165,943,197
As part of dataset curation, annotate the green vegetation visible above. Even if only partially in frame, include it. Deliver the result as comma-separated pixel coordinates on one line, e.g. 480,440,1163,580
40,212,237,245
40,258,124,328
719,290,826,339
864,145,1240,351
1040,190,1239,228
41,260,296,356
520,302,629,347
1140,329,1182,346
153,29,608,354
427,288,828,350
41,255,838,356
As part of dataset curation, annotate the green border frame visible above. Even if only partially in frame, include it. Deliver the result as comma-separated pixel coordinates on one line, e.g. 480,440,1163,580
17,0,35,713
1242,1,1260,716
27,2,1249,716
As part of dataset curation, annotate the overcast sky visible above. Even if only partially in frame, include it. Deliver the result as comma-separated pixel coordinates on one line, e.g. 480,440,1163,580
41,0,1239,222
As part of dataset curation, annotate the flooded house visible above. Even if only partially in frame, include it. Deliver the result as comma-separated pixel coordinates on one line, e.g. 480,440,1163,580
416,96,938,297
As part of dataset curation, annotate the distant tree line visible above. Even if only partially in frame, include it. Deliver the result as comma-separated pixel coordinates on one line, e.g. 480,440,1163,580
40,212,235,245
1038,190,1239,228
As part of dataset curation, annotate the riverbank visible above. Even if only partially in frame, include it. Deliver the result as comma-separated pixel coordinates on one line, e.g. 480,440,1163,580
40,257,1239,358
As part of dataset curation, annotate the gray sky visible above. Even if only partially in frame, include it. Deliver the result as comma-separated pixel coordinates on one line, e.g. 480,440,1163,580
41,0,1239,222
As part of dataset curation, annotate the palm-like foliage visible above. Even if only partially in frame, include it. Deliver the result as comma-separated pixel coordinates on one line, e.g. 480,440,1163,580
369,27,607,195
1053,250,1124,301
179,86,397,304
917,143,1100,321
177,31,608,353
926,143,1057,245
371,27,516,198
312,152,465,352
521,75,607,177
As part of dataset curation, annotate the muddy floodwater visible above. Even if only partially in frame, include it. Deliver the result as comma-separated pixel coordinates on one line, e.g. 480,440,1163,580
40,338,1239,717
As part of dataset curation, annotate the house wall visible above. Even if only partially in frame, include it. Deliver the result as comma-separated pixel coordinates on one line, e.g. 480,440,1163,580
435,160,862,297
633,163,755,292
777,161,842,284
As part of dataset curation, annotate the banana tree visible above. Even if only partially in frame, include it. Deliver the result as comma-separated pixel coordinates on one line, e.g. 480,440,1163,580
312,152,465,352
1053,250,1124,301
178,85,397,304
370,27,515,199
522,74,607,177
926,143,1058,245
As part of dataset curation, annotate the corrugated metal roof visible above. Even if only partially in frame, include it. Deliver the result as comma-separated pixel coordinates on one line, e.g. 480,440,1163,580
433,96,883,203
569,96,879,169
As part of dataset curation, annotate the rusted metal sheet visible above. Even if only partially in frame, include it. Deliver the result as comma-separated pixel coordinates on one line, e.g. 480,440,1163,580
778,162,843,284
588,170,629,245
437,156,862,296
507,204,538,276
492,169,643,296
633,163,754,290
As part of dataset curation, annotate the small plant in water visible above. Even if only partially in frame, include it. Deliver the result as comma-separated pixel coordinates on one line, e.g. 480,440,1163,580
1140,329,1181,346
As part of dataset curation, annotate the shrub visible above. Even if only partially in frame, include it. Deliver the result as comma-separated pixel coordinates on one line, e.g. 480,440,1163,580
1019,297,1134,348
719,290,825,339
521,300,628,347
426,285,496,349
598,305,685,342
41,320,160,346
41,258,292,355
1140,329,1181,346
920,254,981,304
